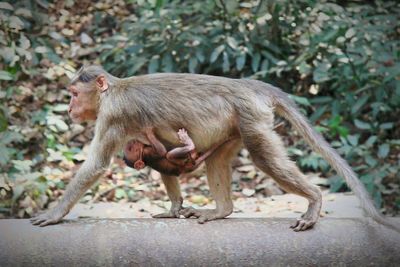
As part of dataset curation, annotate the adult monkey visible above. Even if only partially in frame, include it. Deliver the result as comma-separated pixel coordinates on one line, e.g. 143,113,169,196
31,65,399,232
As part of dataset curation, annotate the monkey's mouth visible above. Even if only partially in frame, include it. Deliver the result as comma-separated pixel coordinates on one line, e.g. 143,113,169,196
69,113,80,122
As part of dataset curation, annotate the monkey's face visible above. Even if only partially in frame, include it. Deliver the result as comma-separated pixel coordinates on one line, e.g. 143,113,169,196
68,82,99,123
123,141,143,162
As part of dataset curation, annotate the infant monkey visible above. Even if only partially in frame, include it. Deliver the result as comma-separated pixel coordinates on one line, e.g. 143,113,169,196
123,128,224,176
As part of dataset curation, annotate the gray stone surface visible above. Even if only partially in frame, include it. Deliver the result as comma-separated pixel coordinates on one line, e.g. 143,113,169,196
1,218,399,266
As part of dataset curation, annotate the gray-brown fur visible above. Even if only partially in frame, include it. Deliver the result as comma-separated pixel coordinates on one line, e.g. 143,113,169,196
31,65,400,232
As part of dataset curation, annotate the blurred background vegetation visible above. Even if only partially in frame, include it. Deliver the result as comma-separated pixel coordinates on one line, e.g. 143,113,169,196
0,0,399,218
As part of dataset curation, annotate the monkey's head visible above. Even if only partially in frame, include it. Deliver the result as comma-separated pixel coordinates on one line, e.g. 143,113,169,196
67,65,110,123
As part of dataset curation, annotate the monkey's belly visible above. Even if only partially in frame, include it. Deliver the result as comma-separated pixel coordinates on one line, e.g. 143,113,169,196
155,124,236,152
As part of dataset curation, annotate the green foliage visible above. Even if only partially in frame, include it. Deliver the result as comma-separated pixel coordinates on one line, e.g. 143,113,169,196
0,0,399,216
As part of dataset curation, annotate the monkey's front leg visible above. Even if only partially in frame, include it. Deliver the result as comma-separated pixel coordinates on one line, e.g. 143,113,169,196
152,174,183,218
30,162,106,226
31,129,118,227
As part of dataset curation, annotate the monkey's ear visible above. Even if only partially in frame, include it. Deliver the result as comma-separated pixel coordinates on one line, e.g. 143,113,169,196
96,75,109,92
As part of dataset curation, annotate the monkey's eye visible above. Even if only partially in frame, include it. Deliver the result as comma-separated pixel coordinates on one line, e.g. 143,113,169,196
72,92,78,97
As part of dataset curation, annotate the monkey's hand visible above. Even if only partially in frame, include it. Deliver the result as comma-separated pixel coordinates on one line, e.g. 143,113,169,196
152,199,182,218
30,209,65,227
133,159,145,169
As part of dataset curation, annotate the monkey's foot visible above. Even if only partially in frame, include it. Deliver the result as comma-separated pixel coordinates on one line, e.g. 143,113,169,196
177,128,191,145
290,206,319,231
179,207,228,224
290,217,317,231
290,201,321,231
30,210,64,227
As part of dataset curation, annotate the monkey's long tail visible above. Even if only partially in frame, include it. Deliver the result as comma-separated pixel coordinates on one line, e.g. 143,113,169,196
274,93,400,233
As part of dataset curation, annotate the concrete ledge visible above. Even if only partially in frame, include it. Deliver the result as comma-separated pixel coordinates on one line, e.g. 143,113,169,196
1,218,399,266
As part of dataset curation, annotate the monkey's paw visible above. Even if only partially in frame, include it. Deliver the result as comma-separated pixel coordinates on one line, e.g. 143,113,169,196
152,205,181,218
177,128,190,144
152,211,180,218
290,217,317,231
30,210,64,227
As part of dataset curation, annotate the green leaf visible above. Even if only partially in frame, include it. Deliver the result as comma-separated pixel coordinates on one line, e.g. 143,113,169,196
390,140,400,146
47,116,69,132
53,104,69,113
210,45,224,63
0,110,7,132
329,175,345,192
12,185,24,202
225,0,238,13
365,136,377,147
287,147,304,156
351,95,369,114
226,36,238,50
115,188,127,199
19,34,30,49
155,0,163,9
260,59,269,71
188,57,198,73
313,62,330,83
379,122,393,130
196,50,205,63
354,119,371,130
297,61,311,75
310,105,327,122
0,144,11,165
15,8,32,18
377,144,390,159
35,46,48,53
130,56,147,74
310,97,332,104
148,57,159,73
24,172,42,181
222,52,230,73
396,198,400,209
236,53,246,71
9,16,24,30
289,95,311,106
12,160,33,172
374,192,382,209
347,135,359,146
365,155,377,167
361,174,374,193
0,130,23,144
337,126,349,137
345,28,356,39
162,54,173,72
0,2,14,10
46,148,64,162
329,115,342,129
46,52,62,64
251,53,261,72
0,70,13,80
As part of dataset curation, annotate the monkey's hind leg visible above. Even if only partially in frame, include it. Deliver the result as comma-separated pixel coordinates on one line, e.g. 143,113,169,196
179,139,242,223
241,123,322,231
152,174,183,218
